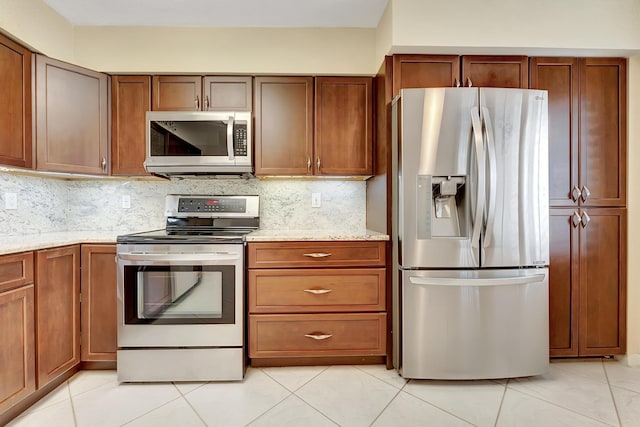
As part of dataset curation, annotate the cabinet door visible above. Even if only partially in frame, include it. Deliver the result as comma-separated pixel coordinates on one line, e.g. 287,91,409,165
81,245,117,362
315,77,372,175
254,76,313,175
392,54,460,96
0,34,32,169
579,208,626,355
530,58,579,207
152,76,203,111
548,209,579,356
578,58,626,207
35,55,109,174
203,76,252,111
35,246,80,388
0,284,35,413
461,56,528,88
111,76,151,176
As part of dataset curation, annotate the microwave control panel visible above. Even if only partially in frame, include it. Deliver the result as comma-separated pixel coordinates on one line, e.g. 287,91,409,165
234,123,248,156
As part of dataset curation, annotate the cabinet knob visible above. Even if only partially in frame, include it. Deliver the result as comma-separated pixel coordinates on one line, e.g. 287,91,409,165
581,185,591,203
454,78,460,88
581,211,591,228
307,157,311,171
571,185,581,202
467,78,473,87
205,96,210,111
572,211,581,228
101,157,107,171
304,333,333,340
195,96,200,110
317,157,321,170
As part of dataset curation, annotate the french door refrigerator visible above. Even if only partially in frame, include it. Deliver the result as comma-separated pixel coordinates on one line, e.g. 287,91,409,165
392,87,549,379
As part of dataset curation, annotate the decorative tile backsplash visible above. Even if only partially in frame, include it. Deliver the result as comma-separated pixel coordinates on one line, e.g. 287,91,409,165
1,172,366,236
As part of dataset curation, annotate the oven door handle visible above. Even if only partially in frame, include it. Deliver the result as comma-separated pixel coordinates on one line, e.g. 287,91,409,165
118,252,239,262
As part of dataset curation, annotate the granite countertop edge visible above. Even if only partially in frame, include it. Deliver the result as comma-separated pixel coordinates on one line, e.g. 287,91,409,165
2,229,390,255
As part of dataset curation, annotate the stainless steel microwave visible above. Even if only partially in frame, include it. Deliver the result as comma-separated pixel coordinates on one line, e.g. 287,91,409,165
144,111,252,177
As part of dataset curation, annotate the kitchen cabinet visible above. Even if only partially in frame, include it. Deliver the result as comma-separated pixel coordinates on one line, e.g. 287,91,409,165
35,245,80,388
152,75,252,111
247,241,386,362
314,77,372,175
254,76,313,175
111,75,151,176
254,76,373,177
531,57,627,357
391,54,527,96
0,252,35,414
549,208,626,357
35,55,109,175
530,57,626,207
80,245,117,362
0,34,32,169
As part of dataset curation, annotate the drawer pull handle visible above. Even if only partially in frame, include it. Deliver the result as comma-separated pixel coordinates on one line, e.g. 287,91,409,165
304,333,333,340
303,253,332,258
303,289,333,295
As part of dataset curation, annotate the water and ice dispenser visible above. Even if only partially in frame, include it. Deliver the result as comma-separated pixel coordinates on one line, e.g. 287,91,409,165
417,175,468,239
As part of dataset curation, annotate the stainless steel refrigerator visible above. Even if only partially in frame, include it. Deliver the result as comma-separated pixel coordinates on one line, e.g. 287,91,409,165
392,87,549,379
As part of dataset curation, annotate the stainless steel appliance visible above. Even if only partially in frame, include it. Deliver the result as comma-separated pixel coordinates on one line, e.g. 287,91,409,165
116,195,259,382
392,88,549,379
144,111,252,177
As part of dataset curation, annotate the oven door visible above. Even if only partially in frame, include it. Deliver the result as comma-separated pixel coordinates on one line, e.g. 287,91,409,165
116,244,243,348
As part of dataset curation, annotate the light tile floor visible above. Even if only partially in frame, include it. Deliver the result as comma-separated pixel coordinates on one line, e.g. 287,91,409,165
7,359,640,426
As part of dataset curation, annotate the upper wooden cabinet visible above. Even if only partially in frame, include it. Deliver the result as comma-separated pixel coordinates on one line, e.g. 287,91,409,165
254,76,314,175
35,55,109,175
152,75,252,111
0,34,32,169
392,55,460,95
530,57,626,207
35,245,81,389
314,77,372,175
111,76,151,176
254,76,373,177
461,56,528,88
81,245,117,362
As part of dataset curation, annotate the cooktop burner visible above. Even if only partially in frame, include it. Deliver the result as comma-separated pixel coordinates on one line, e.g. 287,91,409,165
117,195,259,245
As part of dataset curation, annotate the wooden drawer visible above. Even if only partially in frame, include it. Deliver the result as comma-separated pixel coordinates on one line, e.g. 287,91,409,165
249,313,386,358
247,241,385,268
249,268,385,313
0,252,34,293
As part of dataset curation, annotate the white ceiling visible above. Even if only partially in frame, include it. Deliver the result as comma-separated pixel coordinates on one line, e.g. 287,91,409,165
42,0,388,28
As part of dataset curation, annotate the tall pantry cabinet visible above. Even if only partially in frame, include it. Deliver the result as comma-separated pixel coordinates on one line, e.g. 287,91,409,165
530,57,627,357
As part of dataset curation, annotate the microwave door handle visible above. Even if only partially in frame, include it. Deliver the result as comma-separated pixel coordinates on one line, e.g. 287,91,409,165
227,116,235,161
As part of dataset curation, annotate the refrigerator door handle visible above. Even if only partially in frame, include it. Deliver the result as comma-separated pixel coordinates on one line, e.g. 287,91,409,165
408,274,545,287
481,107,497,249
470,108,485,251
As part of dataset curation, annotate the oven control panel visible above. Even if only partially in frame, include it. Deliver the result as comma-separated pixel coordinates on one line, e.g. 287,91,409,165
165,195,259,218
178,197,246,213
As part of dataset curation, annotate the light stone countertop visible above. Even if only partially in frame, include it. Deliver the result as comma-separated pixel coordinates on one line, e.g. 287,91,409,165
244,229,389,241
1,229,389,256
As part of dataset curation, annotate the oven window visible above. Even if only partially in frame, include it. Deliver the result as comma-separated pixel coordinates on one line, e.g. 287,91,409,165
123,265,235,324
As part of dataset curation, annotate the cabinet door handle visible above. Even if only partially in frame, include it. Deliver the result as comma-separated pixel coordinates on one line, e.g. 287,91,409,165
467,78,473,87
205,96,210,110
101,157,107,171
571,185,581,202
195,96,200,110
581,211,591,228
572,211,581,228
303,253,332,258
317,157,321,170
307,157,311,171
581,185,591,202
454,78,460,87
304,333,333,340
303,289,333,295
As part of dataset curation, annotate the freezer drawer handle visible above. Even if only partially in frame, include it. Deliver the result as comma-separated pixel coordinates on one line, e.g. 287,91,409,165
303,253,332,258
409,274,545,287
304,289,333,295
304,333,333,340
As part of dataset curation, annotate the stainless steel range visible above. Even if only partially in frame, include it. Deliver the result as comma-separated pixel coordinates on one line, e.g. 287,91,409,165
116,194,259,382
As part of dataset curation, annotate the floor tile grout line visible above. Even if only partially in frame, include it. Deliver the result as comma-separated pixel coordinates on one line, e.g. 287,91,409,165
353,364,409,391
180,392,211,427
367,386,403,426
602,359,624,427
400,380,478,426
493,378,509,427
118,395,186,427
291,389,342,427
66,380,79,427
504,382,620,426
259,365,331,393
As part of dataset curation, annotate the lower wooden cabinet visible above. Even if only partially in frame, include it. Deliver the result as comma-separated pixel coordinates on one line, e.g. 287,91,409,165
81,245,117,362
0,283,36,414
247,241,387,363
549,208,627,357
35,245,81,388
